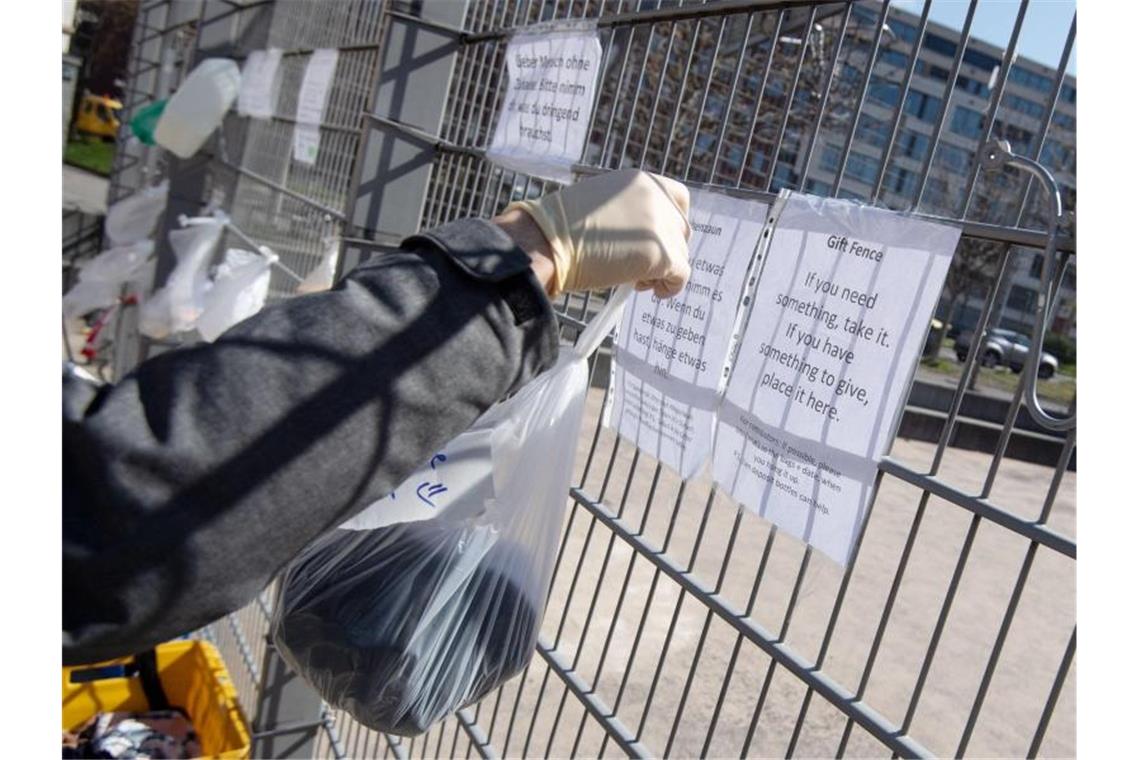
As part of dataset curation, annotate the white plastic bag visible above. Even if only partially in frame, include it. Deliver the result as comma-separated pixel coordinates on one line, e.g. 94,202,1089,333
195,248,273,341
295,236,339,295
271,286,631,736
104,182,169,247
138,216,224,338
62,240,155,318
63,280,124,320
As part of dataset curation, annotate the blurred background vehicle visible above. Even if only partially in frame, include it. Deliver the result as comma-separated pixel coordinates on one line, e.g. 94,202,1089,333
955,326,1059,378
74,92,122,139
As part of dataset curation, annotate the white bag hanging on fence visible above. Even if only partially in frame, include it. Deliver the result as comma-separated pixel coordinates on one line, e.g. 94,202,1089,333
104,181,168,246
63,240,155,318
271,286,631,736
195,248,273,341
138,216,224,339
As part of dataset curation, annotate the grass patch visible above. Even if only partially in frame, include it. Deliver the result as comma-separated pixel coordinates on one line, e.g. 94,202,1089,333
64,137,115,176
919,357,1075,407
1059,363,1076,377
920,356,957,373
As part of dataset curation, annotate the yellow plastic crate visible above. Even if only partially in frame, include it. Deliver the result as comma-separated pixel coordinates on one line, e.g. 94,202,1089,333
62,640,251,759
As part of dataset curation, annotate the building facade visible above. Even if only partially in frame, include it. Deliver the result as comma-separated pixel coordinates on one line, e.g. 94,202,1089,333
585,3,1076,340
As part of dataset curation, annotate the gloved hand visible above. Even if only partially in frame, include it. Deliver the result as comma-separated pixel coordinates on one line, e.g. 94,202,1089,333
505,169,692,298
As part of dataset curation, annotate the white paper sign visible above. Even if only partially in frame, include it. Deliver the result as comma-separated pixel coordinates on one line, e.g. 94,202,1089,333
293,123,322,165
486,22,602,184
292,48,338,164
238,48,282,119
340,429,495,531
606,190,769,479
712,192,960,565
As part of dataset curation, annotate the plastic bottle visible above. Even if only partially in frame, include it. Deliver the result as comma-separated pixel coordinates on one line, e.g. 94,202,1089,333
154,59,241,159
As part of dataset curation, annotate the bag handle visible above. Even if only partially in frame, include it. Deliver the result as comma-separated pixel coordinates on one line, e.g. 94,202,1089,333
573,284,633,360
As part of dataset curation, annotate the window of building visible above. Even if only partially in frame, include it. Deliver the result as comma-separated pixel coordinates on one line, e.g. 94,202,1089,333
1061,83,1076,104
1005,93,1046,120
950,105,985,139
1041,139,1074,174
852,4,879,23
889,19,918,45
855,114,891,149
1029,253,1044,279
805,178,832,196
845,151,880,185
936,142,972,173
963,47,1002,72
897,130,930,160
1006,284,1037,313
878,49,909,70
868,81,901,107
772,163,799,190
1009,64,1054,93
994,121,1034,155
904,90,941,122
923,33,957,58
725,144,745,167
955,75,989,98
1054,111,1076,131
926,64,951,82
884,164,918,198
925,175,953,211
819,144,841,172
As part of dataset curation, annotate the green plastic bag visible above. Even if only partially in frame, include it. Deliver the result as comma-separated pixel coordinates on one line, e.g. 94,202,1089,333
130,99,167,145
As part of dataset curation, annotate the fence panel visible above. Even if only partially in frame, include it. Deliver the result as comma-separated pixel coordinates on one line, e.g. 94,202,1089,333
101,1,1075,756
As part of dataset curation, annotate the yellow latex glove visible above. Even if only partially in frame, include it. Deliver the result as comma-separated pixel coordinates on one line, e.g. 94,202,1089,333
505,169,692,298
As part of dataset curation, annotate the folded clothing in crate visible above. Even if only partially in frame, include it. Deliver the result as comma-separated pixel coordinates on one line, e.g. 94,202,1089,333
271,518,540,736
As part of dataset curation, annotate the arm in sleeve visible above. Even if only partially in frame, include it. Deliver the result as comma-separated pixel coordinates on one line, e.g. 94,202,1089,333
63,218,560,665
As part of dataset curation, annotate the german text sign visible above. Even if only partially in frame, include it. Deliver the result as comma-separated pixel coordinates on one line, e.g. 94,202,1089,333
486,22,602,184
293,48,338,165
607,190,768,478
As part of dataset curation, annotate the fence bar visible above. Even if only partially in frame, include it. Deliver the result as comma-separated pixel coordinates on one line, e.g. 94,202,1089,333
1027,627,1076,758
534,637,653,759
362,112,1077,253
877,459,1075,558
465,0,828,42
569,487,934,759
215,158,349,221
454,708,499,760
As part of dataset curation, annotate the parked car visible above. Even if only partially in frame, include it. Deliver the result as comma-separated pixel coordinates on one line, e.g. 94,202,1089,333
954,327,1058,379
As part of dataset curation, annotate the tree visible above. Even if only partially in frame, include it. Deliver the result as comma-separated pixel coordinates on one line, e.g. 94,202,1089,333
73,0,140,99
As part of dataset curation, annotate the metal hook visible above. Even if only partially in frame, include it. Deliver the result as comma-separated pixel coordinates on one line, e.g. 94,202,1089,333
978,139,1075,432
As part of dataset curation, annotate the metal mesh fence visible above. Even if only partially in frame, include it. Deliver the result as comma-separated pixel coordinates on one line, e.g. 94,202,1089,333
102,0,1076,756
217,0,387,298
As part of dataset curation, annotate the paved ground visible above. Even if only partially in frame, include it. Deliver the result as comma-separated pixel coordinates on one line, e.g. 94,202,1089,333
463,387,1076,759
63,164,109,215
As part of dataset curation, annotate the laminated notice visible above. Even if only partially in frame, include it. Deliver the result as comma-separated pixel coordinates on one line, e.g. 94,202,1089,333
711,192,960,565
238,48,283,119
293,49,338,164
486,22,602,184
606,189,769,478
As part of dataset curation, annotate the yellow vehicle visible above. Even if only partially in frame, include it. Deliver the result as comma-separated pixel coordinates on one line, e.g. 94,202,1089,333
75,93,122,139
